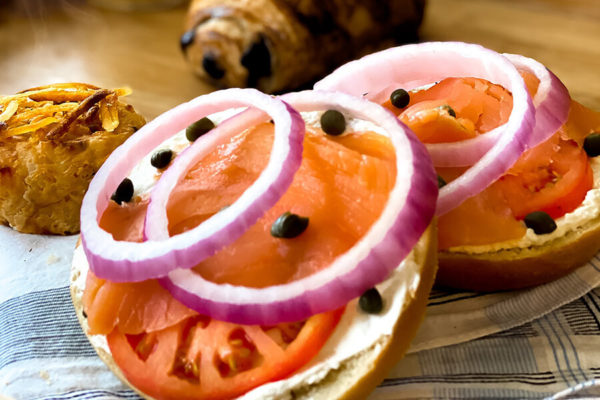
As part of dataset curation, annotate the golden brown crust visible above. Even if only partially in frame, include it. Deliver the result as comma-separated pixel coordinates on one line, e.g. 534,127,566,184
182,0,425,93
437,217,600,291
70,245,151,400
70,223,437,400
0,84,145,235
293,223,437,400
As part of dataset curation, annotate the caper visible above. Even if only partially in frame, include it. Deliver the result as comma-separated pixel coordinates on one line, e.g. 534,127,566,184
583,132,600,157
320,109,346,136
524,211,557,235
270,212,309,238
441,104,456,118
111,178,134,205
150,149,173,169
186,117,215,142
359,288,383,314
390,88,410,109
437,175,447,188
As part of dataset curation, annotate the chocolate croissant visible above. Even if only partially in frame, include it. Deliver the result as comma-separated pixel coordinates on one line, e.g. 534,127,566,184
180,0,425,93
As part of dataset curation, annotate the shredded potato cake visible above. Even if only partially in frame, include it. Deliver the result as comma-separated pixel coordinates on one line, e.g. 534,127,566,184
0,83,145,235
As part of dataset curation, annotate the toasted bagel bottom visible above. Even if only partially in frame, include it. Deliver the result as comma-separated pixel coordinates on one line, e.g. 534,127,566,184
70,223,437,400
437,215,600,292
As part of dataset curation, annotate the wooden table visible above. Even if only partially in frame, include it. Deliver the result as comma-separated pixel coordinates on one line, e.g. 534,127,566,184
1,0,599,120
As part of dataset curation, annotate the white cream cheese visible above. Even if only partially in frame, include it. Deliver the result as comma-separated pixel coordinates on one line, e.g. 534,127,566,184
70,245,111,356
74,109,419,398
449,157,600,254
128,108,244,199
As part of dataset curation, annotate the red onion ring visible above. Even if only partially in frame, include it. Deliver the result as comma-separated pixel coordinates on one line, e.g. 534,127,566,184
315,42,536,215
80,89,305,282
425,54,571,167
159,90,438,325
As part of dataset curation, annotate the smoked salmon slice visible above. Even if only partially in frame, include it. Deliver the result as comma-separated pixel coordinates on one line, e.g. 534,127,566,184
84,122,396,334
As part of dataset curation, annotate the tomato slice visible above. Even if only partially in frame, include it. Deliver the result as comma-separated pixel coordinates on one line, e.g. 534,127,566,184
495,134,593,219
436,133,594,249
107,309,344,400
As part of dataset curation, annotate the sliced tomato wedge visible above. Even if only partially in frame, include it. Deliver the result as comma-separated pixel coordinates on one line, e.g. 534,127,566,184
436,132,593,249
495,133,593,219
107,308,344,400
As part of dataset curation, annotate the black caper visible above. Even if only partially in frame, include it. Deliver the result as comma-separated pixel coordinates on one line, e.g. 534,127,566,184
583,132,600,157
320,109,346,136
441,104,456,118
186,117,215,142
111,178,134,205
390,88,410,109
270,212,309,238
437,175,447,188
151,149,173,169
524,211,557,235
359,288,383,314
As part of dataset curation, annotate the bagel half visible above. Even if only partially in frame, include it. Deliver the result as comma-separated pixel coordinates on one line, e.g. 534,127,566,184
437,157,600,292
437,217,600,291
70,223,437,400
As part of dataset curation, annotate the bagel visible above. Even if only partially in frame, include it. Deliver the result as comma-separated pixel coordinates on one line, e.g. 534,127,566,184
437,161,600,291
68,91,439,399
312,42,600,292
71,224,437,400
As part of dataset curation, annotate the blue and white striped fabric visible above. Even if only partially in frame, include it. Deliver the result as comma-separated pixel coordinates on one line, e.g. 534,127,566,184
1,225,599,400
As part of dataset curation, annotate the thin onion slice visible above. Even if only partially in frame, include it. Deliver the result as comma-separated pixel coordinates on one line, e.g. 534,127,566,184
424,53,571,167
80,89,305,282
315,41,536,215
159,90,438,325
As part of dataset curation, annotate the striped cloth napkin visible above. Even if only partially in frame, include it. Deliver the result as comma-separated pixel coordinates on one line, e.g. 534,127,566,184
1,226,599,400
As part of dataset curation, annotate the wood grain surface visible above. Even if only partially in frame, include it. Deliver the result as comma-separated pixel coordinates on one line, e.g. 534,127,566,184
0,0,599,120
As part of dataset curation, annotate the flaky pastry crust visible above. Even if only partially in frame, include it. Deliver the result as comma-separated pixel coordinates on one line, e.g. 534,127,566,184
182,0,425,93
0,83,145,235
